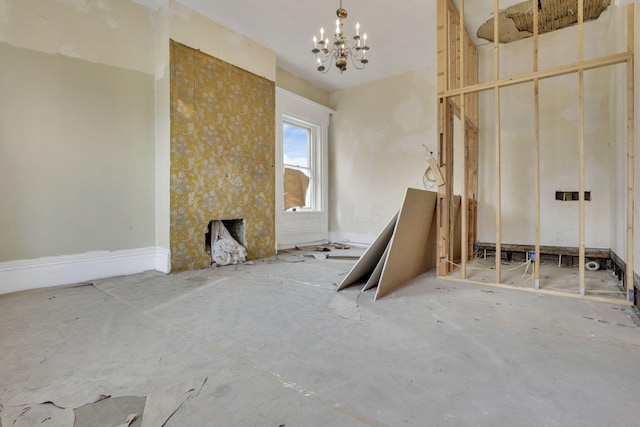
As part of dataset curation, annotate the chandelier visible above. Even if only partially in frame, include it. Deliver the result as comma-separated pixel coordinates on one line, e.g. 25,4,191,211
311,0,369,73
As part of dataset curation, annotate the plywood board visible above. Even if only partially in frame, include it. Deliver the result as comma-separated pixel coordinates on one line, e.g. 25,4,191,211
336,212,398,291
362,240,391,292
375,189,438,300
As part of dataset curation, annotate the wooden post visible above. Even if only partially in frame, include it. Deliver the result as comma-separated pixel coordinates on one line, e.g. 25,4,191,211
626,4,635,303
460,0,468,279
436,0,450,276
578,0,586,296
533,0,541,290
438,98,454,276
494,0,501,284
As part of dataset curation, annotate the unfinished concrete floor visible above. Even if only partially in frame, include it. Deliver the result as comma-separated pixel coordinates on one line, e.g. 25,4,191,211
1,252,639,426
450,258,627,302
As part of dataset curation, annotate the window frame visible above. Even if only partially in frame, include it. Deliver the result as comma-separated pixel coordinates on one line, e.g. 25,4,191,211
282,117,319,211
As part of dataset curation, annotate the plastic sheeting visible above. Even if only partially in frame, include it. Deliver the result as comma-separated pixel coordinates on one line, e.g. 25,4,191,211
210,220,247,266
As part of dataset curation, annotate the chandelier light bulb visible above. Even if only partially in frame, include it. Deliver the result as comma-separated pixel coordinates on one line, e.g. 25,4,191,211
356,22,360,36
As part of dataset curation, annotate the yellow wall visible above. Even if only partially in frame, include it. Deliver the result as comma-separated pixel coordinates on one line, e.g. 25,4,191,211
170,41,275,271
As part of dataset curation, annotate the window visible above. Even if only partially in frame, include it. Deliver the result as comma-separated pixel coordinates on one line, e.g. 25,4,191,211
275,88,332,249
282,119,316,211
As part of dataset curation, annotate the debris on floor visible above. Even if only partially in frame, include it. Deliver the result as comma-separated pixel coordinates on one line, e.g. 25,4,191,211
74,396,145,427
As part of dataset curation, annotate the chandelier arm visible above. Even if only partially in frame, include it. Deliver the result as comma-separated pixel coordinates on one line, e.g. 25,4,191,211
347,50,367,70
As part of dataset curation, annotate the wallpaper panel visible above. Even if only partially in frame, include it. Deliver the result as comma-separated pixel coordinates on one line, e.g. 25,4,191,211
170,41,275,271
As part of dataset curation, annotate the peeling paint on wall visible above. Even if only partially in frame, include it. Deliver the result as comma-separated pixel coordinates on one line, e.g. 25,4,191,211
169,1,193,22
70,0,91,14
329,66,438,244
0,0,154,74
59,44,80,58
0,0,10,26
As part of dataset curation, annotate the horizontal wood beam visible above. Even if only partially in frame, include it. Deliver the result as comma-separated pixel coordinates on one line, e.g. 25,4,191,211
440,276,633,306
438,51,632,98
476,242,610,259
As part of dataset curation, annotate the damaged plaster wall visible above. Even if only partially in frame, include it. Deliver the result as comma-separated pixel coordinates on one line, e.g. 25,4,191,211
0,0,156,261
328,66,438,245
477,11,617,248
477,0,612,44
275,67,331,108
168,1,275,82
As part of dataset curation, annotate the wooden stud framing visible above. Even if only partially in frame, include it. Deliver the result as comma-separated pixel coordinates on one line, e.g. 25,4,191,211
578,0,586,296
437,0,479,277
493,0,501,284
460,0,467,279
533,0,541,290
436,0,449,276
443,52,631,98
626,4,635,303
435,0,635,305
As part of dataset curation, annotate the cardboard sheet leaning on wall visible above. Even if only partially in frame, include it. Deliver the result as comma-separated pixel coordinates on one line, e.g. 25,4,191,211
337,188,462,299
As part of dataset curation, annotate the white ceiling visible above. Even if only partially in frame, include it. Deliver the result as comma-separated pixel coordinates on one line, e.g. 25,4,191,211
178,0,442,91
133,0,530,92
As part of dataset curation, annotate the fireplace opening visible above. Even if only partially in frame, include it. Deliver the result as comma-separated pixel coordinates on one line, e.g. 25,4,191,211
205,219,247,265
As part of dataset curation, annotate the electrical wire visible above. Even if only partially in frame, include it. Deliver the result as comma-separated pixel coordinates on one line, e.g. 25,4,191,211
449,256,624,295
422,144,437,190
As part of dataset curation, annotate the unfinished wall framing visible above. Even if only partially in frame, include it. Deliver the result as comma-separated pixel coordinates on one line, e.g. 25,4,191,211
436,0,635,305
437,0,480,281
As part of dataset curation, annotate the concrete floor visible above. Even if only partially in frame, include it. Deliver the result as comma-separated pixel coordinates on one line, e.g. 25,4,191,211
1,252,639,426
450,258,627,301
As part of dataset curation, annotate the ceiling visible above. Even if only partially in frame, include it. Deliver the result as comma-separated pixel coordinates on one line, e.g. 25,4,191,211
133,0,546,92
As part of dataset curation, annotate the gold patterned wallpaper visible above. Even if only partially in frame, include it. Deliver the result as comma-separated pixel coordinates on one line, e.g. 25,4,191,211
170,41,275,272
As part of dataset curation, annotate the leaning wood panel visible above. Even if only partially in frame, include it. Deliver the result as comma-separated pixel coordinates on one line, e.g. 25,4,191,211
336,213,398,290
363,240,391,291
376,189,438,300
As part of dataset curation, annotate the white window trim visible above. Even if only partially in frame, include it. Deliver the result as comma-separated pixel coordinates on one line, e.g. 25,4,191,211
275,88,335,249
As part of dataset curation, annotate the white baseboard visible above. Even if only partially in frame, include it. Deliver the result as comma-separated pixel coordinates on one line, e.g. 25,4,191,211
328,231,373,248
0,247,171,296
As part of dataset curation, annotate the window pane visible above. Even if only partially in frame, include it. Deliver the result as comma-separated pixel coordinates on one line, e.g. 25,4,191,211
283,123,309,168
